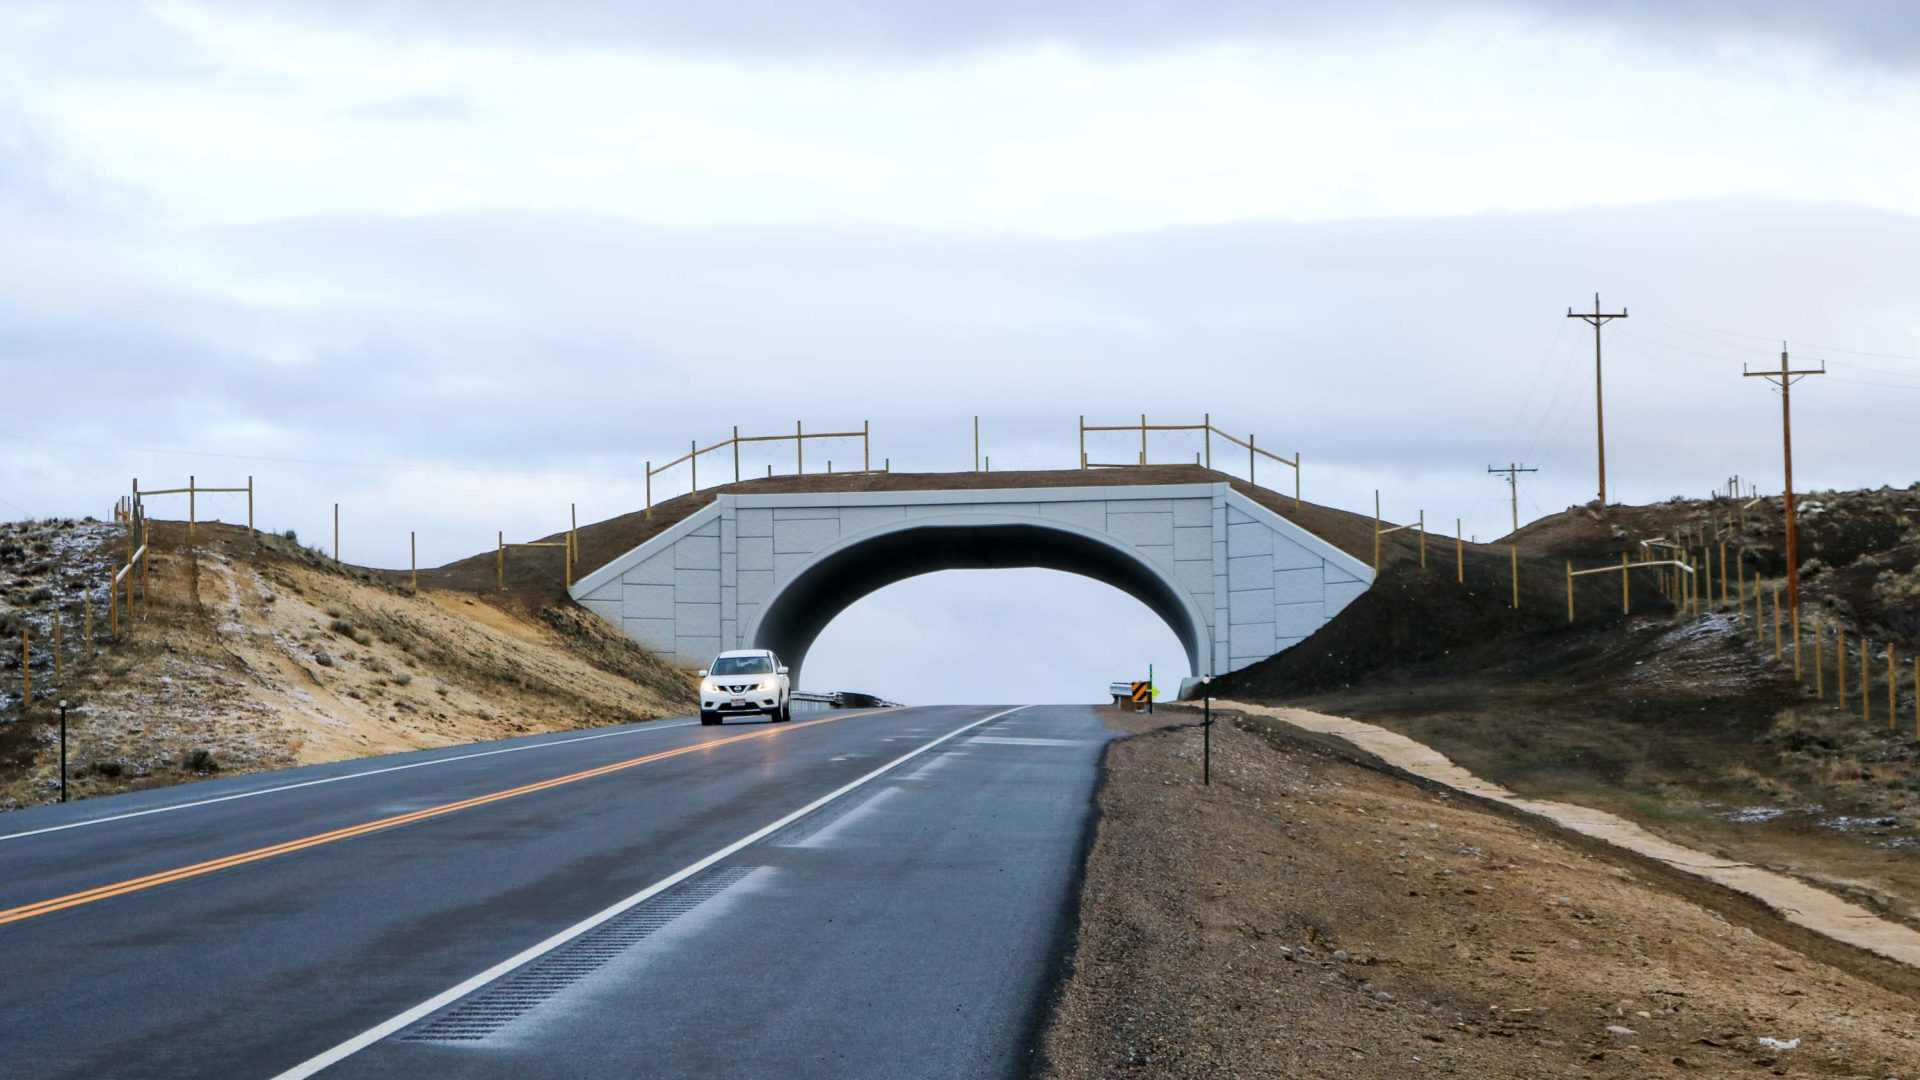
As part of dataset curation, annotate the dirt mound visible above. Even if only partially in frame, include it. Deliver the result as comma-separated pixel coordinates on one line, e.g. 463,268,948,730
0,520,692,809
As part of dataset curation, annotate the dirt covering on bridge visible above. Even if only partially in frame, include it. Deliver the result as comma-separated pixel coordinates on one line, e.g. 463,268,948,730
1038,709,1920,1078
413,464,1390,603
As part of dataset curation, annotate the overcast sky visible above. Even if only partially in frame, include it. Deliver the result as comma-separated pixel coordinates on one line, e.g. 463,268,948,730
5,2,1919,703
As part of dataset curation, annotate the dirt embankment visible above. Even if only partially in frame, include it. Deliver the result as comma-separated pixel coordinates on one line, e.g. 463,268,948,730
1039,711,1920,1078
0,520,693,809
1215,488,1920,938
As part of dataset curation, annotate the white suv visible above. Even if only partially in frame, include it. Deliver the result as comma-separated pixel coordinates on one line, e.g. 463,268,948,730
698,649,792,725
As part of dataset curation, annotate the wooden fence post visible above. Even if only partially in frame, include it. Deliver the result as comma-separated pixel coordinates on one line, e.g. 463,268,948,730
1772,585,1783,660
863,420,870,473
797,420,804,474
1728,538,1743,607
1815,621,1824,699
1566,561,1574,623
410,531,417,591
1621,551,1630,614
1203,413,1211,469
734,426,742,482
247,475,254,538
497,531,504,593
1793,604,1802,680
691,439,698,492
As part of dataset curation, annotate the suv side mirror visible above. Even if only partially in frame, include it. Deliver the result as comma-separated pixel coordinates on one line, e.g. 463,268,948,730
776,666,789,675
697,669,708,678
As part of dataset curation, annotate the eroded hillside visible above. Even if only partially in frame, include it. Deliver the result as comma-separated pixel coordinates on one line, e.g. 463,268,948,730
0,519,693,808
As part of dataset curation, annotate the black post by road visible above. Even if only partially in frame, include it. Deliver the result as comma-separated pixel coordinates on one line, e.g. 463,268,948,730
1203,693,1211,786
58,699,68,803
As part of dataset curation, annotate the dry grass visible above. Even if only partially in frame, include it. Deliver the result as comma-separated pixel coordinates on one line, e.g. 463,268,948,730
0,521,694,808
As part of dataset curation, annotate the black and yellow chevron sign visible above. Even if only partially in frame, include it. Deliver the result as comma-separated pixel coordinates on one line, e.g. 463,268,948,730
1129,681,1153,703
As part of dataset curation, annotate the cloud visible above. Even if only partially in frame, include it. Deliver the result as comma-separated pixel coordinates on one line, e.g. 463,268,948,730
7,197,1919,554
3,2,216,79
219,0,1920,67
337,94,471,124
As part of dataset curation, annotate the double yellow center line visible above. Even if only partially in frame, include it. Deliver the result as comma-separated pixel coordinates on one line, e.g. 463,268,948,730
0,713,855,928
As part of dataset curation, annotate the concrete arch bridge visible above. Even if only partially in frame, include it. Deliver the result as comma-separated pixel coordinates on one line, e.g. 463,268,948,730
568,469,1373,695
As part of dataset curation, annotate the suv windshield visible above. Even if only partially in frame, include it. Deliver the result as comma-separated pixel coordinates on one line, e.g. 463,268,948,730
710,655,774,676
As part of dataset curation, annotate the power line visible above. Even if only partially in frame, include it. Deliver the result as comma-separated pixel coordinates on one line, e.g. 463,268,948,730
1496,320,1570,464
1644,311,1920,363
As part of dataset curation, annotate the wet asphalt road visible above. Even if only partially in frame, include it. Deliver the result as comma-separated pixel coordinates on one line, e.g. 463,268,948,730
0,704,1115,1079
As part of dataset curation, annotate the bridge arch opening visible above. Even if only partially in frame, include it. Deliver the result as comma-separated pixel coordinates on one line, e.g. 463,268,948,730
747,521,1209,689
803,569,1191,703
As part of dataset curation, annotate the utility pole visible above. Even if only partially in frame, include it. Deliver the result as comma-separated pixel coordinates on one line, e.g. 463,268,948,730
1567,293,1628,506
1743,344,1825,617
1488,463,1538,609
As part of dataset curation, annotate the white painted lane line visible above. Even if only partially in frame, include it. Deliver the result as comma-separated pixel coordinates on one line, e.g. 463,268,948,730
0,720,697,844
267,704,1031,1080
966,736,1095,747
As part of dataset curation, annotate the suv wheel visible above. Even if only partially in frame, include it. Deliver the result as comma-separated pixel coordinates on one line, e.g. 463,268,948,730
699,710,720,726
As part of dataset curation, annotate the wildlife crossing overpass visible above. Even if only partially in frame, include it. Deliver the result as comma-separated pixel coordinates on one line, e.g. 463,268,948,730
569,481,1373,691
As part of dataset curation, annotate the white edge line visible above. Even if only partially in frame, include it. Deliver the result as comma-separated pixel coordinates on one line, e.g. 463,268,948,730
0,720,699,844
268,704,1029,1080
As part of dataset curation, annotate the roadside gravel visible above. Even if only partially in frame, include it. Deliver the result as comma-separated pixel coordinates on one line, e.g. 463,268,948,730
1037,709,1919,1078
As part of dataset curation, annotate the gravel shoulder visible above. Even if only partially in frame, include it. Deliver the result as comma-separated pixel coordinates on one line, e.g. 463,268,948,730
1036,708,1920,1078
